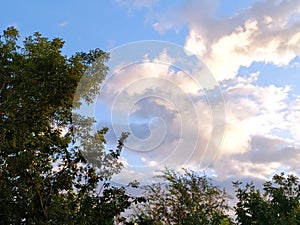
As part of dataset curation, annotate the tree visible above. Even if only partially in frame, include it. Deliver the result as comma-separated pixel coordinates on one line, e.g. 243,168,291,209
0,27,132,224
234,173,300,225
131,169,233,225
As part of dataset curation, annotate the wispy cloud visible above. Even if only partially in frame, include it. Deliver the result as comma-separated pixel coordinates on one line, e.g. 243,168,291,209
114,0,158,16
58,21,68,28
114,0,158,9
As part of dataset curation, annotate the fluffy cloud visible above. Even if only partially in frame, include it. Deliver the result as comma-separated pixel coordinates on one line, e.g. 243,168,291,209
212,134,300,182
219,72,297,149
101,0,300,184
150,0,300,81
101,64,300,184
211,73,300,180
96,59,217,169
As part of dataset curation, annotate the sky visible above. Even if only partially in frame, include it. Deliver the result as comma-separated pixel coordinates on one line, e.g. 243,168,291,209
2,0,300,190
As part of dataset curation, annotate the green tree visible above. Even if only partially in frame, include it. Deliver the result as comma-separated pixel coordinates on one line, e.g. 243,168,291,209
234,173,300,225
0,27,132,224
131,169,233,225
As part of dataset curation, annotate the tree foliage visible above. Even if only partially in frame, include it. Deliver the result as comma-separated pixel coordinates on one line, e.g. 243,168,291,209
131,171,300,225
0,27,132,224
131,169,232,225
234,173,300,225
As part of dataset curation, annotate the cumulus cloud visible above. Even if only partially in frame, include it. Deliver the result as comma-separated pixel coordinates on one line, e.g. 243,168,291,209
212,134,300,182
210,73,300,181
97,61,214,167
149,0,300,81
218,71,296,154
99,64,300,184
90,45,228,185
101,0,300,184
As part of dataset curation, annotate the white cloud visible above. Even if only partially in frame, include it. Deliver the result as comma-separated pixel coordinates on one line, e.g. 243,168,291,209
148,0,300,81
95,42,300,182
212,134,300,181
187,15,300,80
285,108,300,141
218,72,294,154
207,73,300,181
95,47,224,173
95,53,300,186
102,0,300,183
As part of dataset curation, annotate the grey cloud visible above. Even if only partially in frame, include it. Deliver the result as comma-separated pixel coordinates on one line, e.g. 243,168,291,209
236,135,300,164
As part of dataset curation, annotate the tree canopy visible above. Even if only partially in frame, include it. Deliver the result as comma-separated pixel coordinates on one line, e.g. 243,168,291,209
131,171,300,225
131,169,232,225
0,27,133,224
234,172,300,225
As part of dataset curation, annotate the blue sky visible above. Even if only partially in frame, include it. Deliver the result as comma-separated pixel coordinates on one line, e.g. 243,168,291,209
1,0,259,53
2,0,300,186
